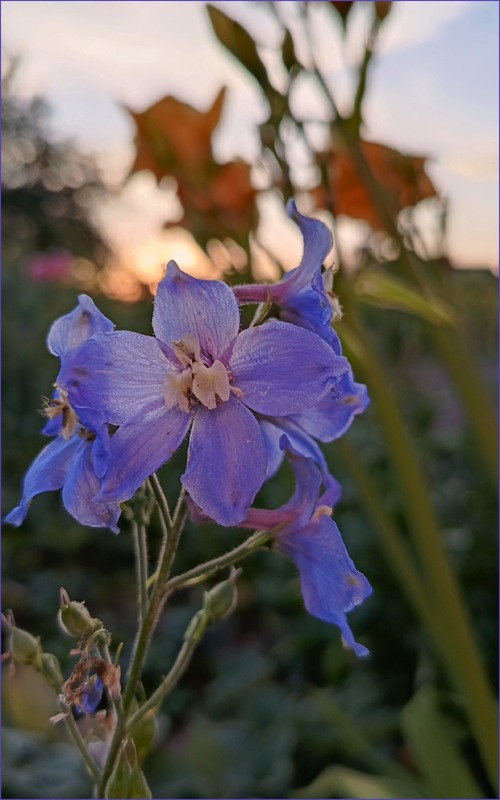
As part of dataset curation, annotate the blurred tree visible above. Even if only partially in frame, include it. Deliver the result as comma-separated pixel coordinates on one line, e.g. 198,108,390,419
1,59,109,271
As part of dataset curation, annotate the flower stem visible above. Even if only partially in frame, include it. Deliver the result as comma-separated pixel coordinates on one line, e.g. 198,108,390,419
131,518,148,627
148,472,173,528
126,608,209,733
97,488,187,797
165,530,272,594
62,702,101,783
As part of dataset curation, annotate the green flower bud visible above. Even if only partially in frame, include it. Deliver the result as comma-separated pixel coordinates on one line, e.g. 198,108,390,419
40,652,63,691
9,625,43,667
202,568,241,624
58,589,103,639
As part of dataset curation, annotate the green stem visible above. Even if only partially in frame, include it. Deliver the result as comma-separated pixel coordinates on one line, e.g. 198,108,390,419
123,501,187,715
431,324,498,482
62,702,100,783
148,473,173,528
335,439,441,641
334,435,492,722
165,530,272,594
98,489,187,797
405,227,498,483
131,518,148,627
341,320,498,789
126,609,209,733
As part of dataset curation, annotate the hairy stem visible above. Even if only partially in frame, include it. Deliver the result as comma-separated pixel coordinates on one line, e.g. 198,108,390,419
126,609,209,733
148,473,173,529
131,518,148,627
98,487,187,797
165,530,273,594
62,703,101,783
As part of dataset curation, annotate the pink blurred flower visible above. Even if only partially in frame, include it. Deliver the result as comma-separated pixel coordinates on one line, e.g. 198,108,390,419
26,249,73,283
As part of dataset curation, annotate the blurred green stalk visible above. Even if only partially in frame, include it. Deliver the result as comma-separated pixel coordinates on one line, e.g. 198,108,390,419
340,318,498,791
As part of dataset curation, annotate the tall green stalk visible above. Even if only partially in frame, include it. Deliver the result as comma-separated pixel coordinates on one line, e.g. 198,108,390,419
339,317,498,790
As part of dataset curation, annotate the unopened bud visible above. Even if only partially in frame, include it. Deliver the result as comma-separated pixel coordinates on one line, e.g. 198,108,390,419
58,588,102,639
203,568,241,624
8,625,43,667
40,652,63,691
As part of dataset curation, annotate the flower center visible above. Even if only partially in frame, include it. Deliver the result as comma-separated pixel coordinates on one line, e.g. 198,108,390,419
163,334,231,412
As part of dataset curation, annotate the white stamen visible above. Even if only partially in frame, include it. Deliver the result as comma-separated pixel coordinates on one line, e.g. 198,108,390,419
163,368,193,412
172,334,201,368
192,359,230,410
165,334,232,411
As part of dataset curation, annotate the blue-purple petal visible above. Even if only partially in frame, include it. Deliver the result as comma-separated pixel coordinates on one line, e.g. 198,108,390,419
62,440,121,533
4,436,80,526
97,406,191,503
230,320,349,416
259,417,342,505
274,436,323,524
153,261,240,358
76,676,104,714
292,372,370,442
282,200,333,292
276,515,372,656
57,331,168,426
259,419,286,480
47,295,114,357
182,396,267,526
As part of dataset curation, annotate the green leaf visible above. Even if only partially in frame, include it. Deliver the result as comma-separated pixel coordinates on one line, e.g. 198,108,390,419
353,268,455,326
105,739,152,799
206,5,270,89
401,686,485,799
293,765,428,799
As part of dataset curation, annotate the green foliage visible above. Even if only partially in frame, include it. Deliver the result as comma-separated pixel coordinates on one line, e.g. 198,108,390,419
206,4,270,90
106,740,152,799
401,687,484,798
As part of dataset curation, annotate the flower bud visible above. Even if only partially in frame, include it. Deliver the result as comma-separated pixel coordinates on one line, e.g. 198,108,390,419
8,624,43,667
202,568,241,624
40,652,63,691
58,588,102,639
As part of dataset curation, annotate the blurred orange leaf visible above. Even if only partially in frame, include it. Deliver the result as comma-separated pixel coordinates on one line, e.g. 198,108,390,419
127,88,258,240
313,139,437,231
128,87,226,178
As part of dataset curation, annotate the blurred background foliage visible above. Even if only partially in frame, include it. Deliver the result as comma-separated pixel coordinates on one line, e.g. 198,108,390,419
2,2,498,798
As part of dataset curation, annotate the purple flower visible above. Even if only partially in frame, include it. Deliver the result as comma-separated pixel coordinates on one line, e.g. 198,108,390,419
193,438,372,656
76,675,104,715
57,262,349,526
259,370,370,483
4,296,121,533
234,200,342,352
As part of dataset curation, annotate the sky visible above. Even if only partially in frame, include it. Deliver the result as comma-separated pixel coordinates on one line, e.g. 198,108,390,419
1,0,498,274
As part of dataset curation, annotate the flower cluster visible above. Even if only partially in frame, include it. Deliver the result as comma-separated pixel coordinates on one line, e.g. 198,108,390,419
6,203,372,653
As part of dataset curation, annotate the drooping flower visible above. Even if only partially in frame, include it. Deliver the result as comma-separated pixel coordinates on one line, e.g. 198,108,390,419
57,262,349,526
4,295,121,533
234,200,342,352
192,438,372,656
